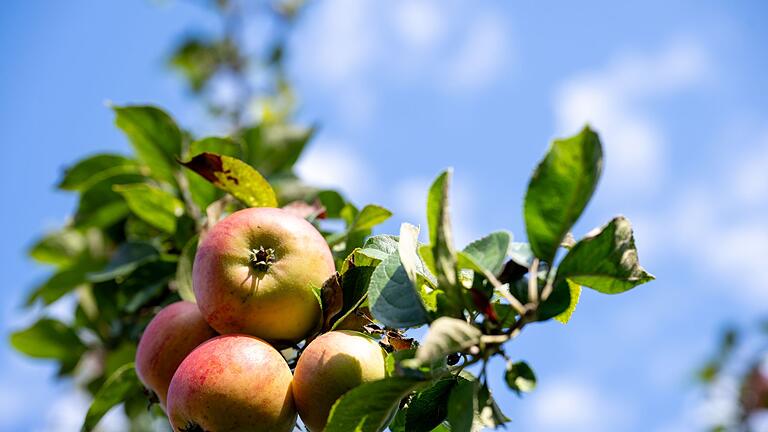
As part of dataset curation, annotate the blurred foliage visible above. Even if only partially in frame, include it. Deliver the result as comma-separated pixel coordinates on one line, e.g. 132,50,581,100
698,322,768,431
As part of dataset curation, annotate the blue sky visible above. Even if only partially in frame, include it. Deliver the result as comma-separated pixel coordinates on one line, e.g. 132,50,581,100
1,0,767,431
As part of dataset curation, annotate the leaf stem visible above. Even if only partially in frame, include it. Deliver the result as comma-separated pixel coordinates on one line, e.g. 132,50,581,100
528,258,540,304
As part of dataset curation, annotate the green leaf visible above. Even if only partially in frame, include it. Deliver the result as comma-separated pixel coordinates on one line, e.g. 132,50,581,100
554,280,581,324
350,204,393,232
427,170,461,316
406,317,482,368
181,152,278,208
169,38,226,92
58,154,141,191
28,229,86,267
368,252,429,328
461,231,512,276
87,242,159,282
74,173,144,228
447,377,476,432
557,216,654,294
113,105,182,185
26,266,89,306
82,363,142,432
524,126,603,263
10,319,86,368
505,361,536,395
325,377,423,432
175,235,198,303
507,242,534,267
405,378,456,432
113,183,184,233
399,223,424,284
242,124,314,176
185,137,242,210
331,266,375,330
358,235,399,263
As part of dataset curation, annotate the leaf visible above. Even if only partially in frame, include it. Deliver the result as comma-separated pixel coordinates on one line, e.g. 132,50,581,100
325,377,423,432
113,183,184,233
331,266,375,331
476,384,511,428
505,361,536,395
350,204,393,232
58,154,140,191
406,317,482,368
461,231,512,276
399,223,423,284
524,126,603,263
368,252,429,328
557,216,654,294
405,378,456,432
241,124,314,176
358,235,399,262
554,280,581,324
28,228,86,267
185,137,242,210
113,105,182,185
10,319,86,368
427,170,461,316
26,266,89,306
447,377,476,432
82,363,142,432
320,273,344,331
180,152,278,208
507,242,534,268
175,235,198,303
74,173,144,228
87,242,159,282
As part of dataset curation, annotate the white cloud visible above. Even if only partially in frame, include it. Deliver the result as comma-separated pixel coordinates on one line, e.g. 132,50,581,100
392,0,445,51
293,0,374,86
554,38,709,195
729,130,768,207
295,138,371,203
528,378,631,432
442,12,510,92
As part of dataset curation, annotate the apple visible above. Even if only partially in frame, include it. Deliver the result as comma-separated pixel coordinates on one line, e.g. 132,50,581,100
167,334,297,432
135,301,217,408
292,330,388,431
193,207,335,343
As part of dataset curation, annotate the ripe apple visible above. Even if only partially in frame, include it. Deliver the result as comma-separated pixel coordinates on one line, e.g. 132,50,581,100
135,301,217,408
292,330,388,431
193,207,335,343
167,334,297,432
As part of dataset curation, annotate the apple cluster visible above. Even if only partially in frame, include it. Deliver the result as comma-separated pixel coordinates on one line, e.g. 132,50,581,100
135,207,387,432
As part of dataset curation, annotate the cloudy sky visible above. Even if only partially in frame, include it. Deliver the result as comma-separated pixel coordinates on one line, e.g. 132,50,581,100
1,1,767,431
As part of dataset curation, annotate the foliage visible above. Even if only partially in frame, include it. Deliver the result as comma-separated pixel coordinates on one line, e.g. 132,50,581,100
10,1,654,431
697,322,768,431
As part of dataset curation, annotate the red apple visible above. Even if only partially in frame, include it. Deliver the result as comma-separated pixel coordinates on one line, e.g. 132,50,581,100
193,207,335,343
292,331,388,431
167,334,297,432
135,301,217,408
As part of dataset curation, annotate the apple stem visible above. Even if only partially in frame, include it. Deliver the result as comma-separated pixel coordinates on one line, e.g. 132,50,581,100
249,246,275,273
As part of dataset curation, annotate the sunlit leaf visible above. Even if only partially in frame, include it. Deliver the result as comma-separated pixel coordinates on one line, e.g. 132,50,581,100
557,216,654,294
181,152,278,208
114,183,184,233
113,105,182,185
524,126,603,263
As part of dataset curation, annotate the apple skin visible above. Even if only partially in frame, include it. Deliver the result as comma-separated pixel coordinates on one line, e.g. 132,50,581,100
292,330,388,431
135,301,217,408
193,207,335,343
167,334,297,432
